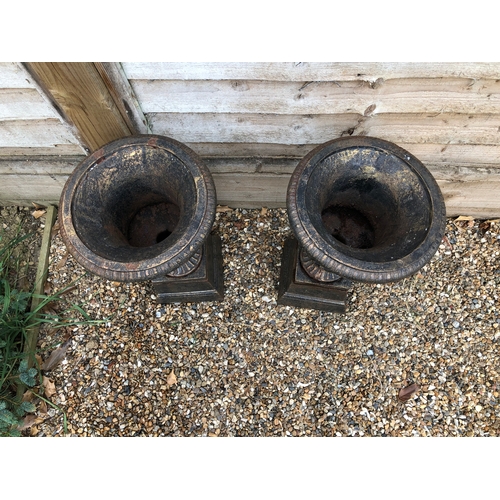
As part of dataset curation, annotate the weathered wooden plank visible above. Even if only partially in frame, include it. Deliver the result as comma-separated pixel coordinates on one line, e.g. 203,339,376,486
123,62,500,82
0,119,87,152
407,144,500,166
1,159,499,217
151,113,358,144
437,180,500,217
131,78,500,115
0,145,86,157
0,173,70,203
215,159,500,217
0,157,82,175
0,88,60,119
0,62,86,154
213,167,500,217
150,112,500,146
192,143,313,159
0,63,86,156
354,113,500,146
213,173,287,207
0,62,35,88
32,205,58,299
24,205,58,368
205,157,297,174
24,63,132,152
5,144,496,177
189,143,500,168
94,62,150,134
6,147,492,179
375,143,494,167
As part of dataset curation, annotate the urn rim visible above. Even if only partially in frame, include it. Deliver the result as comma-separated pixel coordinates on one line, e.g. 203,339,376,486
287,136,447,283
59,134,217,282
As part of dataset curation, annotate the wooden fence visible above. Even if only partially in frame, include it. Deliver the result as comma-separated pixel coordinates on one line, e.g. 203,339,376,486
1,62,499,217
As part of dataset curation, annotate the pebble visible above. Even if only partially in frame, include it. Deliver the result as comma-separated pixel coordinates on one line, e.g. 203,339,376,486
12,208,499,437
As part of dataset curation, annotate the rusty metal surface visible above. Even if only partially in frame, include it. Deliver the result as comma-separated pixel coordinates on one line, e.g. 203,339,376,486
299,247,341,283
151,234,224,303
166,248,203,277
127,201,180,248
59,135,217,282
277,237,350,313
287,136,447,283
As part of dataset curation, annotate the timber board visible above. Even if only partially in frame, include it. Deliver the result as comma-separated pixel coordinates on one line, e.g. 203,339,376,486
131,78,500,115
150,112,500,146
193,143,500,168
1,158,499,217
0,119,86,152
0,62,36,88
1,62,500,217
123,62,500,82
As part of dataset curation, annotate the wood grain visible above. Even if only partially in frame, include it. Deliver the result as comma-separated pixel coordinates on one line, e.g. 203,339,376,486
2,62,500,215
123,62,500,82
0,63,86,156
0,157,82,175
0,145,85,157
0,88,61,120
1,157,499,217
0,119,86,152
131,78,500,115
24,62,132,151
0,62,35,88
94,62,150,134
24,205,58,368
190,143,500,168
150,112,500,146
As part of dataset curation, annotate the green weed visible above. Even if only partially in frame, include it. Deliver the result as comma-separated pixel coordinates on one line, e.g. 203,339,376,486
0,217,102,436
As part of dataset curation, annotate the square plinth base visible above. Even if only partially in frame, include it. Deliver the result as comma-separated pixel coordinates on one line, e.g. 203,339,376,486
151,233,224,304
277,237,352,313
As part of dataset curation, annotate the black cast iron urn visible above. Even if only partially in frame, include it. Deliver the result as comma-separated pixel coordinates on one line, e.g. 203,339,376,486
277,136,447,313
59,135,223,303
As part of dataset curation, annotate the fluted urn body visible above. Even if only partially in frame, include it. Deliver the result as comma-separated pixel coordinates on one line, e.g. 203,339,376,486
279,136,446,312
59,135,222,303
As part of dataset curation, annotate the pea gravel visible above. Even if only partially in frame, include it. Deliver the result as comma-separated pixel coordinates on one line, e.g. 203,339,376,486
19,207,500,436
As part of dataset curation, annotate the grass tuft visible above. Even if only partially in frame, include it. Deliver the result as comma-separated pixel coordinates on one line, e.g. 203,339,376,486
0,213,103,436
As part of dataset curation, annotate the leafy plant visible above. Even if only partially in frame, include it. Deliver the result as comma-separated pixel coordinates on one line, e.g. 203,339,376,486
18,359,37,387
0,215,103,436
0,400,36,437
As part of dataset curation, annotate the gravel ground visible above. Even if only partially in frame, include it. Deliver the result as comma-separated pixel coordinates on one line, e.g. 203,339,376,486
0,206,45,287
6,206,499,437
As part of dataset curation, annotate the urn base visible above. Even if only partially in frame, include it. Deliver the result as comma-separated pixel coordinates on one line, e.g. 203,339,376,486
151,233,224,304
277,237,352,313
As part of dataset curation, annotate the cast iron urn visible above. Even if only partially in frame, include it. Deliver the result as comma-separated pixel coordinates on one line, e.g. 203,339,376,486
277,136,446,313
59,135,223,303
